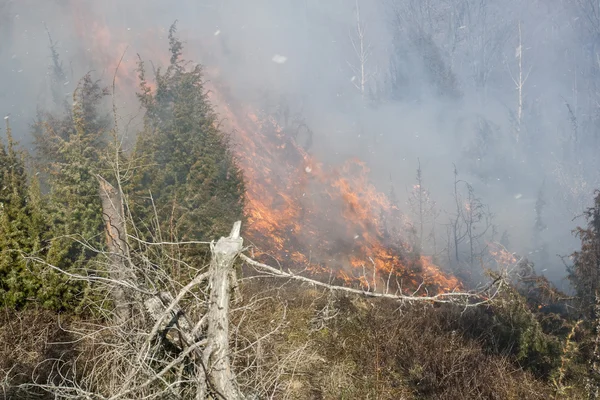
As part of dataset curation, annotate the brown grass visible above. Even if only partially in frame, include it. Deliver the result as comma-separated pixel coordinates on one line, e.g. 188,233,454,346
0,280,587,399
232,279,559,399
0,307,79,400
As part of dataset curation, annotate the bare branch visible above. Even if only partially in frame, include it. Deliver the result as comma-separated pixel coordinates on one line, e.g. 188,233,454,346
240,254,502,306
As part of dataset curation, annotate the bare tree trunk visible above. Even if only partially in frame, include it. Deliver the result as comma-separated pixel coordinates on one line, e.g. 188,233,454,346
507,20,531,149
452,166,463,264
348,0,375,101
142,222,246,399
98,171,246,399
516,21,523,143
205,221,244,399
97,175,133,324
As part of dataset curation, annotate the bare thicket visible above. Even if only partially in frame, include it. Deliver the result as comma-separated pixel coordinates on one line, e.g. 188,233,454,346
551,97,600,219
447,165,494,272
447,1,500,96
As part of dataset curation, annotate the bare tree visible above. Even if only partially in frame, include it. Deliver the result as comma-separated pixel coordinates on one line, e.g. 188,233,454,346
506,20,532,146
448,165,494,271
462,181,494,269
21,215,247,399
450,165,467,265
407,159,438,254
348,0,376,100
19,209,506,399
204,222,244,399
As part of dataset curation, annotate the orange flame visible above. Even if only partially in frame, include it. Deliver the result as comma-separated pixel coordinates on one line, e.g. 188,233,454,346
67,4,461,295
208,83,461,294
488,242,518,269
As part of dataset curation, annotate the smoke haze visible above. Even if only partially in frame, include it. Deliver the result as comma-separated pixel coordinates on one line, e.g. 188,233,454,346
2,0,598,288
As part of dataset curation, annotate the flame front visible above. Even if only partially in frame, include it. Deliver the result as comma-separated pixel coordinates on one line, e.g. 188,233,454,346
208,82,461,294
65,5,461,295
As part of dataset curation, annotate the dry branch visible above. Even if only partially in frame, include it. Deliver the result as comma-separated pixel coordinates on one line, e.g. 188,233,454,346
21,213,509,400
240,254,503,306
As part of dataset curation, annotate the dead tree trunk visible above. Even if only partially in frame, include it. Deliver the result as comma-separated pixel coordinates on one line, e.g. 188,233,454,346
141,221,246,399
205,221,244,399
97,175,133,324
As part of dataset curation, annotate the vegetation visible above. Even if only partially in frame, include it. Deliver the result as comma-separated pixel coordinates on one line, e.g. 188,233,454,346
33,74,110,302
0,118,88,311
2,22,600,400
130,24,245,252
569,191,600,321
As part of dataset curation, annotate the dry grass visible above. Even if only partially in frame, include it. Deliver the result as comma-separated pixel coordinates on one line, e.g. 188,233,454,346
0,279,587,399
231,279,563,399
0,307,79,399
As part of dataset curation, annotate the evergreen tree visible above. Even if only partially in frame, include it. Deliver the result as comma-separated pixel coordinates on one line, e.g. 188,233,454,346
0,119,86,310
130,23,245,255
533,183,547,246
407,160,437,253
382,28,461,102
568,191,600,400
45,25,70,110
533,182,549,268
569,191,600,321
500,230,511,249
0,118,34,306
383,34,409,103
408,30,462,100
33,73,110,292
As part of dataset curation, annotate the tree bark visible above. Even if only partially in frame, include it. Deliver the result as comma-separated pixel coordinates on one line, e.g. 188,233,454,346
97,175,133,324
204,221,244,399
96,178,246,399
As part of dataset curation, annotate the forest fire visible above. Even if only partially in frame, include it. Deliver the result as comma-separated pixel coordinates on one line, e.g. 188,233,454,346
207,81,461,294
67,7,461,295
6,3,599,398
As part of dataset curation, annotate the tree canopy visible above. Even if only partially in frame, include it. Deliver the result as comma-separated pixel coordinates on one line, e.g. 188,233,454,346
130,24,245,253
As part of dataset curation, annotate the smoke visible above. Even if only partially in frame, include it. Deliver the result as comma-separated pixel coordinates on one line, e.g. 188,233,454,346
1,0,596,288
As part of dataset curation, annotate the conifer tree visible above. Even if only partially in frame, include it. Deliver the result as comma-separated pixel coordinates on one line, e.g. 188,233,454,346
569,191,600,400
533,183,547,245
0,118,33,306
569,191,600,320
533,182,549,268
131,23,245,253
45,25,69,109
0,119,86,309
407,160,437,253
33,73,110,289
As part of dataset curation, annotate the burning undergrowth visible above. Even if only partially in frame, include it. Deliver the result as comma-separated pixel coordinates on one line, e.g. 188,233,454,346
207,80,461,294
